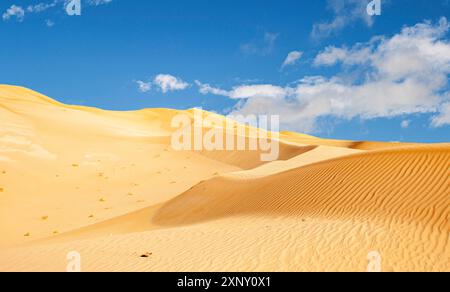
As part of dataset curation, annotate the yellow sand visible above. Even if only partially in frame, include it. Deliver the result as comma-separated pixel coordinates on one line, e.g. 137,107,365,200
0,85,448,272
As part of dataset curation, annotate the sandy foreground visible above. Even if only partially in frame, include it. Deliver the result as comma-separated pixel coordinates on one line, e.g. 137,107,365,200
0,85,448,272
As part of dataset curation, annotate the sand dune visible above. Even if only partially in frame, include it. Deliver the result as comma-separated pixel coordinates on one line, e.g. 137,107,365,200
280,131,420,150
0,85,448,272
154,145,450,227
228,145,362,177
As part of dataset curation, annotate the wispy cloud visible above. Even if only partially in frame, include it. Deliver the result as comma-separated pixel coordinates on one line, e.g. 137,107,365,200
431,102,450,127
401,120,411,129
281,51,303,69
241,32,279,56
2,0,113,22
135,80,152,93
311,0,374,40
196,81,288,100
136,74,190,94
195,81,230,97
2,5,25,22
27,1,59,13
87,0,113,6
45,19,55,27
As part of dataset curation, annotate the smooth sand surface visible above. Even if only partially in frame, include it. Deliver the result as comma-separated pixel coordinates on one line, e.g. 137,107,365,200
0,85,448,272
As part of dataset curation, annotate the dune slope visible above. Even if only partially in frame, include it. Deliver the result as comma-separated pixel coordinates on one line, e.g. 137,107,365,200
154,145,449,227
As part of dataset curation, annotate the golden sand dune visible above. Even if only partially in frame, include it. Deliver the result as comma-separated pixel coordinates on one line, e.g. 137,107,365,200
154,145,450,226
0,85,448,272
0,85,240,247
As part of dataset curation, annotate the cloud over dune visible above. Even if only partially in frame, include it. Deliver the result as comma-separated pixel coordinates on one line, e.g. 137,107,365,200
198,18,450,132
136,74,190,94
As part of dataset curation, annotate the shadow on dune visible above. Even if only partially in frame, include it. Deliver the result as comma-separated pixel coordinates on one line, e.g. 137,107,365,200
195,144,318,169
151,146,449,229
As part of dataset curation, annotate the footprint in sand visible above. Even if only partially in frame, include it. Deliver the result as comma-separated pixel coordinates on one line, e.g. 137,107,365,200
0,187,4,192
41,216,49,221
99,198,106,202
24,233,31,237
72,164,79,168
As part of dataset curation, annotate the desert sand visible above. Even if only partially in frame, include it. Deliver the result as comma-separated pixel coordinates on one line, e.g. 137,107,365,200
0,85,448,272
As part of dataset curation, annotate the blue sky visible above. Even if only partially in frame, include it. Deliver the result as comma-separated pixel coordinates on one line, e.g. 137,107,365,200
1,0,450,142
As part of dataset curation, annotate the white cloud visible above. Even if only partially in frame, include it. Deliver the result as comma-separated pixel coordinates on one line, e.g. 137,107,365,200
229,85,288,99
195,81,289,100
135,80,152,93
136,74,190,94
314,45,374,66
311,0,374,40
431,102,450,127
232,76,446,133
282,51,303,68
401,120,410,129
202,18,450,133
2,5,25,22
153,74,190,93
